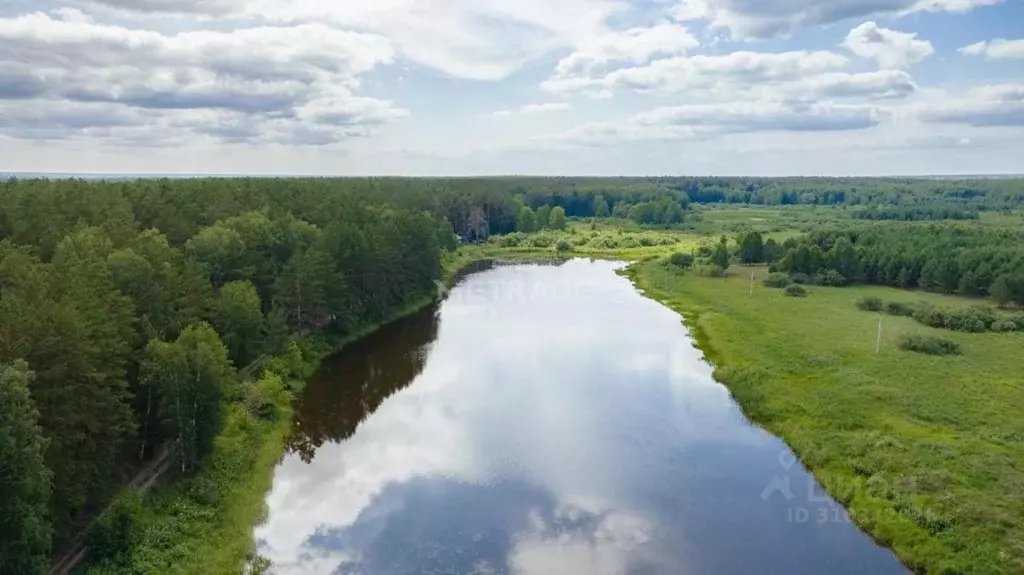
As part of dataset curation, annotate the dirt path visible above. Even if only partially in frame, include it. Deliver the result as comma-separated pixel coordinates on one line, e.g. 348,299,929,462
49,447,173,575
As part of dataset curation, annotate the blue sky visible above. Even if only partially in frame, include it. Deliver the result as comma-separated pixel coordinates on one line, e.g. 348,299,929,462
0,0,1021,175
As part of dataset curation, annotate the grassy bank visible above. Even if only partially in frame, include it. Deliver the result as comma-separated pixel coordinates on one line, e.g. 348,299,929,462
627,259,1024,574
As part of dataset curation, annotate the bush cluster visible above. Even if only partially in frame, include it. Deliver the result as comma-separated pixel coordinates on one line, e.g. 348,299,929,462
855,299,1024,334
785,284,808,298
668,252,695,269
762,272,791,288
898,334,961,356
856,296,884,312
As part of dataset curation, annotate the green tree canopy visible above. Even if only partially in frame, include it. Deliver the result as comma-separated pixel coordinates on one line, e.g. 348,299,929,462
0,361,52,575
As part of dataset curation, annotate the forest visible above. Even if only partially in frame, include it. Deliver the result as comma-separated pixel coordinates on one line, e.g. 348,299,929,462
0,177,449,573
766,225,1024,304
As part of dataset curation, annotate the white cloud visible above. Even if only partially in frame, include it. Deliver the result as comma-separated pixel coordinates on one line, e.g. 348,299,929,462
0,11,403,145
486,102,571,118
794,70,918,100
240,0,626,81
79,0,237,14
958,38,1024,59
842,21,934,69
919,84,1024,127
543,50,849,97
634,101,886,132
553,22,699,77
521,102,572,114
672,0,1004,40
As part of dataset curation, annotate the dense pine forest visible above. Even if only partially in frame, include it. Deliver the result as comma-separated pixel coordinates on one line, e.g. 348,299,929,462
0,177,450,573
2,174,1024,574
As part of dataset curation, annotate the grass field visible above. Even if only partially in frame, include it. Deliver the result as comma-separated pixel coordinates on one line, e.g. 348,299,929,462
628,260,1024,574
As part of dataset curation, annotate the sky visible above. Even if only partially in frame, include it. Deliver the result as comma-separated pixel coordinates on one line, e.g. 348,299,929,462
0,0,1022,176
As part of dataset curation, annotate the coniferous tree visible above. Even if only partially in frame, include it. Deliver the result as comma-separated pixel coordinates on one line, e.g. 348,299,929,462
0,361,52,575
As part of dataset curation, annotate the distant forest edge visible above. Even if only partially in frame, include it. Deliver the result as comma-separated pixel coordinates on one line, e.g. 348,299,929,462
3,176,1022,246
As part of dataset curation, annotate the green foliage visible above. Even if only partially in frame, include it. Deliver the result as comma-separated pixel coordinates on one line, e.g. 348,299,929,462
87,490,147,565
990,319,1018,332
884,301,916,316
762,272,791,288
785,284,808,298
142,323,236,473
898,334,962,356
856,296,884,312
774,225,1024,305
516,206,537,233
668,252,695,269
737,231,764,264
213,281,266,367
535,204,551,229
819,269,848,287
0,361,52,575
554,238,573,252
548,206,567,230
713,236,730,270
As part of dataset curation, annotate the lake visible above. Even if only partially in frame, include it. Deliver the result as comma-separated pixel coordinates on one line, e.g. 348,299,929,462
255,259,906,575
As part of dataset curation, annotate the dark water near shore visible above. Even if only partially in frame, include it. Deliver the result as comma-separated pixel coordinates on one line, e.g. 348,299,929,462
256,259,906,575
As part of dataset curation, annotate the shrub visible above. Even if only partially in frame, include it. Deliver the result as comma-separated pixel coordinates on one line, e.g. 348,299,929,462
588,236,618,249
789,272,811,285
497,233,523,247
1013,314,1024,330
763,272,790,288
555,239,573,252
991,319,1018,333
856,296,884,312
820,269,848,287
912,304,948,329
529,235,552,248
885,301,916,317
618,236,640,248
898,334,961,356
638,235,658,247
668,252,695,269
88,490,148,562
785,284,808,298
943,311,986,333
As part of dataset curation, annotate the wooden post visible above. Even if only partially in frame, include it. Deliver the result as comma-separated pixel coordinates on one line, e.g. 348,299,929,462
875,314,883,353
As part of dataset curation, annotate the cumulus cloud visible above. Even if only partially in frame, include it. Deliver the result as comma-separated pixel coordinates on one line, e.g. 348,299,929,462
80,0,238,15
958,38,1024,59
237,0,625,81
919,84,1024,127
543,50,849,97
842,21,934,69
0,11,404,145
671,0,1004,39
553,23,699,77
794,70,918,100
485,102,571,118
634,101,885,133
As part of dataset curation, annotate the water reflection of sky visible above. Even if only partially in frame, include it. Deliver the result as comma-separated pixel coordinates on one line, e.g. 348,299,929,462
255,259,906,575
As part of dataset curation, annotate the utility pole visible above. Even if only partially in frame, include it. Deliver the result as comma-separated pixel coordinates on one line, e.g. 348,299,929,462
875,314,883,353
749,270,755,297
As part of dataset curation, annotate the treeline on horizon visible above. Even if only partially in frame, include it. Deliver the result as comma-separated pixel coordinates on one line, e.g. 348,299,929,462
0,177,451,573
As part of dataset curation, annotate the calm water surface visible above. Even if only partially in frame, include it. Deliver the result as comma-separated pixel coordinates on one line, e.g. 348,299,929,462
256,260,906,575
